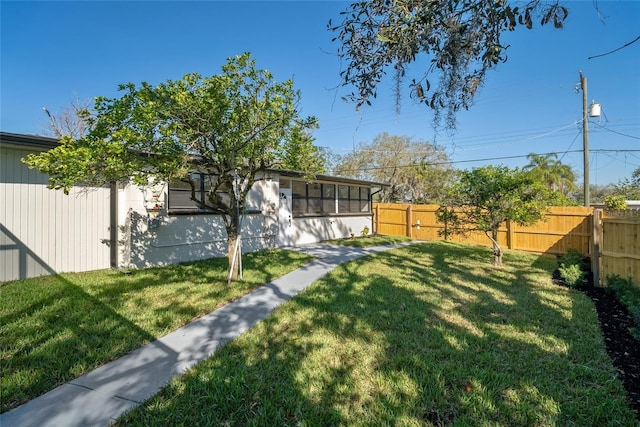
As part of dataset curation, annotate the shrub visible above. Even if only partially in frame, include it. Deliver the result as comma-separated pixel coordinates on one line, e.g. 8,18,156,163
559,263,586,288
606,275,640,339
604,195,628,210
558,248,589,288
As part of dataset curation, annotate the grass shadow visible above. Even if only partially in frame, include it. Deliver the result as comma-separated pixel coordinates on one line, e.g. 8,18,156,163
1,248,312,414
116,241,636,425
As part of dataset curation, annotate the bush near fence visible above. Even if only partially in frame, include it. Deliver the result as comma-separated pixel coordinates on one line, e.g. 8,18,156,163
373,203,640,289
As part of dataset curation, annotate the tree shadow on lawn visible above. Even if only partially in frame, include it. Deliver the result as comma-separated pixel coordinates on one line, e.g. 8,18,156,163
117,241,636,425
1,274,157,413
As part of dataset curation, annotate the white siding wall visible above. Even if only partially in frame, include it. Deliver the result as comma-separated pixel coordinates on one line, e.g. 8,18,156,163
1,147,111,282
120,176,279,269
1,147,377,281
291,216,373,245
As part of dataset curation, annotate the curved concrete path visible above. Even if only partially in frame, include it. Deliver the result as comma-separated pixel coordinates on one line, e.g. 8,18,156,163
1,242,412,427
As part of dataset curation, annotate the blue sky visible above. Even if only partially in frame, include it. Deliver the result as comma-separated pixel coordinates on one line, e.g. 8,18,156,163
2,1,639,185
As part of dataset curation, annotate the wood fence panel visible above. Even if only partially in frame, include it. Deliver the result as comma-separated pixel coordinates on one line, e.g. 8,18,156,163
375,203,411,238
374,202,638,288
410,205,440,241
512,207,592,255
374,203,591,255
601,212,640,287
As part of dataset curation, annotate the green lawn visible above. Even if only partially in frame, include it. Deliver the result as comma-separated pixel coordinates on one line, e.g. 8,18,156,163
327,235,413,248
116,241,637,426
0,249,313,413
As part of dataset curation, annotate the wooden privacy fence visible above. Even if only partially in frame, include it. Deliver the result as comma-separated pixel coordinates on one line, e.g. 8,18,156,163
599,210,640,286
373,203,640,288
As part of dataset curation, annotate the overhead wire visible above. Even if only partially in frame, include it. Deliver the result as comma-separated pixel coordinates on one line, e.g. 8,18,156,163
334,149,640,173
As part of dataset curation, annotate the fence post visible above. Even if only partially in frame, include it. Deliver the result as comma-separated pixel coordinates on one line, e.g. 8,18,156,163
592,208,602,286
406,204,413,238
375,204,380,235
506,220,515,250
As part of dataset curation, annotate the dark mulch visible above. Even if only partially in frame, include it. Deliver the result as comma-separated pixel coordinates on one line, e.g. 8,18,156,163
553,271,640,420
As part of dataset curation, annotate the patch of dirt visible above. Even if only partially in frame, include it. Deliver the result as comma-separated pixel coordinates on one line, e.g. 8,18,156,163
553,271,640,419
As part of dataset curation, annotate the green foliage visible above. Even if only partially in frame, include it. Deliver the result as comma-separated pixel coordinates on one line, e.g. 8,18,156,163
276,121,326,176
558,263,586,288
329,1,567,130
334,132,453,203
435,205,457,240
437,165,554,265
23,53,321,281
611,177,640,201
524,152,577,196
604,195,628,210
360,225,370,237
606,275,640,338
558,248,588,288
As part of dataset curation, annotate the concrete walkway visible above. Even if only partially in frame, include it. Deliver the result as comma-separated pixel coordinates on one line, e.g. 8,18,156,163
1,242,411,427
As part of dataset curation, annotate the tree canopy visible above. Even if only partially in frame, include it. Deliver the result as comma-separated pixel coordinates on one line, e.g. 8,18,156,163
24,53,321,281
437,165,554,265
524,152,577,196
333,132,453,203
611,166,640,201
330,0,568,130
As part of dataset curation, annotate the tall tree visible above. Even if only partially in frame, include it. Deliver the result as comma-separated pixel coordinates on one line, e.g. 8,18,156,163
437,165,553,265
42,96,93,139
611,167,640,200
524,152,577,195
277,122,326,176
330,1,568,130
24,53,321,281
334,132,453,203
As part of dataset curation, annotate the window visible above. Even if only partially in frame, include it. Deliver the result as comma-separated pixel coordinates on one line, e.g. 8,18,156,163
168,173,228,213
338,185,370,213
292,180,370,216
292,180,307,214
291,181,337,215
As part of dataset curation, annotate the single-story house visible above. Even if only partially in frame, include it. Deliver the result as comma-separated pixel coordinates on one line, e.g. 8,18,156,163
1,131,384,282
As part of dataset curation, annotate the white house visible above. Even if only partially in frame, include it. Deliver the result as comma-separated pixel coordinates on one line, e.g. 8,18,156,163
1,132,383,282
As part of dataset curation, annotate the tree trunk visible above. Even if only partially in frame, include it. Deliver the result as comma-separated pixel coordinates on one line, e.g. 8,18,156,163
492,242,503,266
486,229,503,266
226,207,241,283
227,233,240,282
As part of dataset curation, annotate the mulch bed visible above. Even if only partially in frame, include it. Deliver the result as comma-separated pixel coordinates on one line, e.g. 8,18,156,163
553,271,640,420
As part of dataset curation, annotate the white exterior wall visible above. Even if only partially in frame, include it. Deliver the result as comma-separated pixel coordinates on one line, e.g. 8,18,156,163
0,146,111,282
1,142,377,280
290,216,373,246
119,175,280,269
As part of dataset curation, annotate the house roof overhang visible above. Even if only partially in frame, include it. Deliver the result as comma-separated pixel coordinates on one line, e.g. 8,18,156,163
0,131,390,188
272,168,389,188
0,131,59,151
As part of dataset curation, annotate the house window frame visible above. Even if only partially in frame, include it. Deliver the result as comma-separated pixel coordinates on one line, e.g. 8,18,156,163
292,179,371,217
338,184,371,214
168,172,227,215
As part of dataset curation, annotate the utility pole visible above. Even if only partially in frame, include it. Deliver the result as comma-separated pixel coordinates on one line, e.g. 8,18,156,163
580,71,590,207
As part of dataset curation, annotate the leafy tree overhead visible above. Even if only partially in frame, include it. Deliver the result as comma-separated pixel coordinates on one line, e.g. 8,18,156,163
524,152,577,196
437,165,553,266
24,53,321,282
333,132,453,203
277,122,326,176
330,1,568,130
611,166,640,200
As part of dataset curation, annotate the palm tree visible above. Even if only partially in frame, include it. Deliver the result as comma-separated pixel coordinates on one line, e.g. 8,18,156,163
524,153,576,195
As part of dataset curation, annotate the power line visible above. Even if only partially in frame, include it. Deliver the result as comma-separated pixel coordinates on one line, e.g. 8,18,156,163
592,122,640,140
335,149,640,172
588,35,640,60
